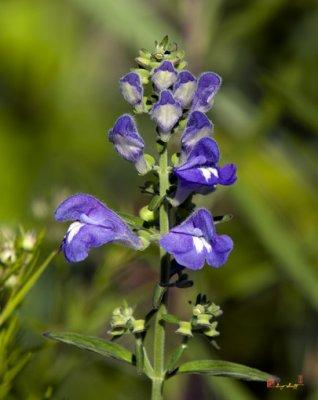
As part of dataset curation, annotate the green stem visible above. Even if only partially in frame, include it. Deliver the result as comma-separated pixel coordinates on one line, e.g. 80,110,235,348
152,142,170,400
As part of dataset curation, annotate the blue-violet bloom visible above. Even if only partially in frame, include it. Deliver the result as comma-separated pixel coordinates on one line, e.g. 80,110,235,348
172,137,237,206
151,60,178,91
108,114,148,174
151,90,182,139
173,70,197,108
55,193,142,262
160,208,233,270
119,72,143,106
180,111,213,161
191,72,221,113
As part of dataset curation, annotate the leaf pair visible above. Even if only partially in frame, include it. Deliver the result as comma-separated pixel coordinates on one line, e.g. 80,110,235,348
45,331,276,382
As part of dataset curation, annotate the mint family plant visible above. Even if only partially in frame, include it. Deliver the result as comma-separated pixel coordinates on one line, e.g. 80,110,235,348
47,37,275,399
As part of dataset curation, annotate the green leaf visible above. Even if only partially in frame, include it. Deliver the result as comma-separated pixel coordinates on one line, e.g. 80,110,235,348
44,331,134,365
148,194,164,212
174,360,276,382
161,313,180,324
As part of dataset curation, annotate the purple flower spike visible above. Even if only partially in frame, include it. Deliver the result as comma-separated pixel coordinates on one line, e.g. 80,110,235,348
119,72,143,106
191,72,222,113
160,208,233,270
180,111,213,161
151,90,182,137
172,137,237,206
151,60,178,91
173,71,196,108
55,193,142,262
108,114,147,174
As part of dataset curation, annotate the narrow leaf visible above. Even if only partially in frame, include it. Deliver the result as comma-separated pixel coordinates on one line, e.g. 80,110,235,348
44,331,134,365
161,313,180,324
174,360,276,382
0,250,57,327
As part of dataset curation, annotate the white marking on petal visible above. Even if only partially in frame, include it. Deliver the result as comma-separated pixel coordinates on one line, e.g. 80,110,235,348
199,167,219,181
153,71,176,90
174,81,196,107
67,222,85,243
185,128,211,148
154,105,180,131
193,237,212,253
116,135,140,159
121,82,139,104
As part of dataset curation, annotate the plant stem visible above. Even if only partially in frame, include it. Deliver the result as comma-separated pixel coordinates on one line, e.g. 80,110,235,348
152,141,170,400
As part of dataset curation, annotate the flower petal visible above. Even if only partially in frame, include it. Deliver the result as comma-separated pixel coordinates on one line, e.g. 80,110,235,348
62,223,117,262
206,234,233,268
119,72,143,105
151,90,182,133
55,194,141,249
151,61,178,90
218,164,237,185
191,72,221,113
173,71,196,108
181,111,213,159
108,114,144,164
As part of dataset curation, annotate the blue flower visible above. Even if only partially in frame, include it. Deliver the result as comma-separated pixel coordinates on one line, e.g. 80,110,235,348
160,208,233,270
119,72,143,106
55,194,142,262
191,72,222,113
180,111,213,161
151,60,178,91
173,71,196,108
150,90,182,138
108,114,148,174
172,137,237,206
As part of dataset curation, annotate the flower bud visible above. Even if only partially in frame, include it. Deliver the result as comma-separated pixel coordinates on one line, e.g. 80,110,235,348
132,319,146,334
139,206,155,222
0,248,16,265
119,72,143,106
151,61,177,91
192,304,205,316
175,321,193,337
109,114,148,174
191,72,221,113
111,314,127,328
173,71,196,108
196,313,212,327
206,303,223,317
21,231,37,251
203,322,219,338
151,90,182,138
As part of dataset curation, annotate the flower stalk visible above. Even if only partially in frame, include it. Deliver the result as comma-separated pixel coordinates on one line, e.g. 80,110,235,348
152,140,170,399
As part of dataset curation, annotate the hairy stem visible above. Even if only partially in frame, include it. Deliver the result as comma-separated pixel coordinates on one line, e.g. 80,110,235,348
152,141,170,400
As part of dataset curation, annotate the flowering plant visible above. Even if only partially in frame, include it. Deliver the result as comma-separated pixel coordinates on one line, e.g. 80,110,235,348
46,37,275,399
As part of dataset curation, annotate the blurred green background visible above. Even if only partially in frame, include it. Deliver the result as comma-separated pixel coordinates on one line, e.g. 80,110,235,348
1,0,318,399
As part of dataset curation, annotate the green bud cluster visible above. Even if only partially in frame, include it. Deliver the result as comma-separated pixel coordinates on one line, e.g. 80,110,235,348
108,302,146,337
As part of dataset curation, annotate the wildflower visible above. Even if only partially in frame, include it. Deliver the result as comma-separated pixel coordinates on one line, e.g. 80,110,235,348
180,111,213,161
191,72,221,113
108,114,148,174
151,60,177,91
172,137,237,206
119,72,143,106
55,194,141,262
151,90,182,139
160,208,233,269
173,71,196,108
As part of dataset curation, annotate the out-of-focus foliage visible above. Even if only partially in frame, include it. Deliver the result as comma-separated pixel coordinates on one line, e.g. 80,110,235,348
0,0,317,399
0,228,55,399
